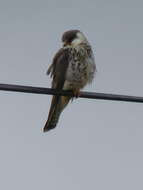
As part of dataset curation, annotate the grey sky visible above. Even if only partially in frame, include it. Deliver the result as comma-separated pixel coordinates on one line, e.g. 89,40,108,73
0,0,143,189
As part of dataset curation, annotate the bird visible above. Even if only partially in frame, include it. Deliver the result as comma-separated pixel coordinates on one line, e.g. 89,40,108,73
43,30,96,132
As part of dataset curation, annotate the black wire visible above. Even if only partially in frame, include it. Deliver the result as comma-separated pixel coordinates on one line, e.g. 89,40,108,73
0,83,143,103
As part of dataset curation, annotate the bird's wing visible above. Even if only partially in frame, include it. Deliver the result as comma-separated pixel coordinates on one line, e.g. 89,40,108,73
48,48,69,89
43,48,70,132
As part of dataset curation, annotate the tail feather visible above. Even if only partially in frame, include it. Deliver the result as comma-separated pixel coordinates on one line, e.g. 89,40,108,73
43,96,71,132
43,119,57,132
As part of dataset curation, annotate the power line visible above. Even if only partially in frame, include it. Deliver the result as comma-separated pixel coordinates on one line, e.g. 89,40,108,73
0,83,142,103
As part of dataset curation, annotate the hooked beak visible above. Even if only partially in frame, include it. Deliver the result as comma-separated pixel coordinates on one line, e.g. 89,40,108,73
63,42,70,47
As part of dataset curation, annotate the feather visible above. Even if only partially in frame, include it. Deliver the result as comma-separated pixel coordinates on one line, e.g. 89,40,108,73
43,48,70,132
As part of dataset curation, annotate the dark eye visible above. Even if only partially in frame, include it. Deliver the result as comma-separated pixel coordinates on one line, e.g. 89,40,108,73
68,36,74,43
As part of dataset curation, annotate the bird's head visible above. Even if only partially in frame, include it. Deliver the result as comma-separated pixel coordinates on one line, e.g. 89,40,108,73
62,30,87,47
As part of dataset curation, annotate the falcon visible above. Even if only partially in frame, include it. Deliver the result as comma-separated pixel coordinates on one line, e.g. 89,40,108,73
43,30,96,132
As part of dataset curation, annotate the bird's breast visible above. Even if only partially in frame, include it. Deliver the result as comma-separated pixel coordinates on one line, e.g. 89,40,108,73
64,54,95,90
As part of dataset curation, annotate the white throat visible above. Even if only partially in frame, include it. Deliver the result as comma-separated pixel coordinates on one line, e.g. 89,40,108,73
71,32,87,46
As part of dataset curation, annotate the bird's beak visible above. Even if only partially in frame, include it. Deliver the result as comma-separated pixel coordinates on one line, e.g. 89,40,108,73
63,42,70,47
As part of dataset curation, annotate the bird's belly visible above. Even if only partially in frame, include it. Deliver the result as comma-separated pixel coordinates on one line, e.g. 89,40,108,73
64,58,95,90
63,79,87,91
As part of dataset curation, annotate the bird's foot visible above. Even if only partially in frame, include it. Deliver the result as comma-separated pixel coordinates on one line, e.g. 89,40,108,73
73,89,80,98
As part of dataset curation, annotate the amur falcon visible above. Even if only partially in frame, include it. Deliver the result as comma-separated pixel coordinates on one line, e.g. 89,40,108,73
43,30,96,132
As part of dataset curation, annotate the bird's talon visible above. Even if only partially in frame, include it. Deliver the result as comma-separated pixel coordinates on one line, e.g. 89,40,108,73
73,90,80,98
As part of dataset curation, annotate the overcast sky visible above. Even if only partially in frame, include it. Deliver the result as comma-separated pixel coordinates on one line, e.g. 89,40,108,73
0,0,143,189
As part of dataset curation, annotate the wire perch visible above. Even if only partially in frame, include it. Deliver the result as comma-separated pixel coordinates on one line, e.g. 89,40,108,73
0,83,142,103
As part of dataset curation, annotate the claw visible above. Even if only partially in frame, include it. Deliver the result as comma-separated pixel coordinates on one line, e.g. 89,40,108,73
73,89,80,98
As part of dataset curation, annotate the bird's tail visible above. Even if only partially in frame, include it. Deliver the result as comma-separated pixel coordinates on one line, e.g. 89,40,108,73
43,95,71,132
